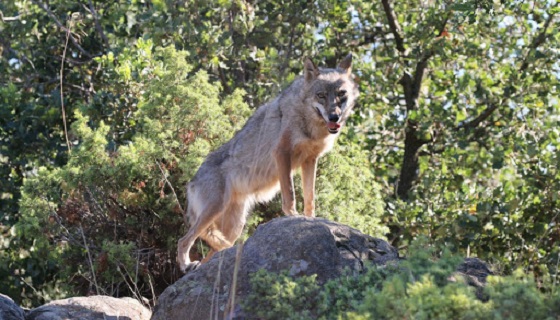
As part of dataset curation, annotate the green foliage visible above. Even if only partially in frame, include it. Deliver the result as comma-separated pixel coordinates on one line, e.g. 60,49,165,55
401,238,464,287
7,43,251,306
243,269,321,320
243,242,560,320
355,275,491,320
359,0,560,277
94,241,136,286
314,137,387,237
484,269,548,319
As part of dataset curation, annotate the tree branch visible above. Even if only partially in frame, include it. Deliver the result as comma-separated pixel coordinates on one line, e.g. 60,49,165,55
155,161,184,213
31,0,95,58
348,27,387,47
458,11,556,131
381,0,406,53
399,72,415,111
0,38,36,70
519,12,555,73
279,25,296,80
435,13,450,38
0,11,22,22
87,0,109,50
456,103,498,131
411,13,450,98
394,11,451,200
60,24,72,153
412,48,434,98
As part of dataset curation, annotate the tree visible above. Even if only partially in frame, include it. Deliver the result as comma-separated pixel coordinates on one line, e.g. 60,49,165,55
349,1,559,275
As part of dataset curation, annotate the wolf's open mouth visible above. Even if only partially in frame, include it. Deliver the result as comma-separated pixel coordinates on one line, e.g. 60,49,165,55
327,122,340,134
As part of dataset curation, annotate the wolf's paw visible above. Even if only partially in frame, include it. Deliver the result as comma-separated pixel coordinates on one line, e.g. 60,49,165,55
282,206,299,216
180,261,201,273
303,211,315,217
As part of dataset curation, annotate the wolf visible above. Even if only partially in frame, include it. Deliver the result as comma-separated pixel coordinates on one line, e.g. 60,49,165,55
177,54,359,272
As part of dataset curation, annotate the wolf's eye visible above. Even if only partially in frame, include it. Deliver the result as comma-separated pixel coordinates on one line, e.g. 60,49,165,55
337,90,346,97
316,92,326,99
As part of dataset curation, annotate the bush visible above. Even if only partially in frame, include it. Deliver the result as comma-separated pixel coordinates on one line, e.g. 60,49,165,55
10,43,250,306
243,270,321,320
243,240,560,320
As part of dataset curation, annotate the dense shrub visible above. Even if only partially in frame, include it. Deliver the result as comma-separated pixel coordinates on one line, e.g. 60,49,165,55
243,241,560,320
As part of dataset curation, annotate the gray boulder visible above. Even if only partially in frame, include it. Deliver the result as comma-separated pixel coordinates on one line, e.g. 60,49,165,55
151,216,398,320
453,257,495,300
26,296,151,320
0,293,26,320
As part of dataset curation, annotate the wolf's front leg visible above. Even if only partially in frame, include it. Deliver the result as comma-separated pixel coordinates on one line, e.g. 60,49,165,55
275,138,298,216
302,157,318,217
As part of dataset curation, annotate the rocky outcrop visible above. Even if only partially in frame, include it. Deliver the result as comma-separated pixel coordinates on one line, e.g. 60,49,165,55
0,294,26,320
151,216,399,320
453,257,495,300
1,217,495,320
26,296,151,320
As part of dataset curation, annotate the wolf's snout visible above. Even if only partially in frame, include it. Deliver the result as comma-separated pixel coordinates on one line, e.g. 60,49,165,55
328,114,340,122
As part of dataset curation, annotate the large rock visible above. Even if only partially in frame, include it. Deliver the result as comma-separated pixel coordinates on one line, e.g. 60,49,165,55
0,294,26,320
152,216,399,320
453,257,495,300
26,296,151,320
456,257,494,286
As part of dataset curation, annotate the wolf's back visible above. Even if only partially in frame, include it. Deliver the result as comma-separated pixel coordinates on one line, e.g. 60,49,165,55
189,94,286,198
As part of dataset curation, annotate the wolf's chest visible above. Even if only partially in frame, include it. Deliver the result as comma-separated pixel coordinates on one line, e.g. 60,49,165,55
291,136,336,164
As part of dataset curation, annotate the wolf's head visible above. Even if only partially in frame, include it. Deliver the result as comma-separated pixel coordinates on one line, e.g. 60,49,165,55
303,54,359,134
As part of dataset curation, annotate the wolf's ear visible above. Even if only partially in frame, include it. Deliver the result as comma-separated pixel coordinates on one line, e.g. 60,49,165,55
304,57,319,82
338,54,353,75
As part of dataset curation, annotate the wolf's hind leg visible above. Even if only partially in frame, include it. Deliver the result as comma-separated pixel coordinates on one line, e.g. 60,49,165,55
199,200,248,263
177,192,226,273
199,224,233,263
220,200,249,244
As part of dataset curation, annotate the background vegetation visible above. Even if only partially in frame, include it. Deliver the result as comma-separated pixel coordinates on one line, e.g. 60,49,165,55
0,0,558,311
